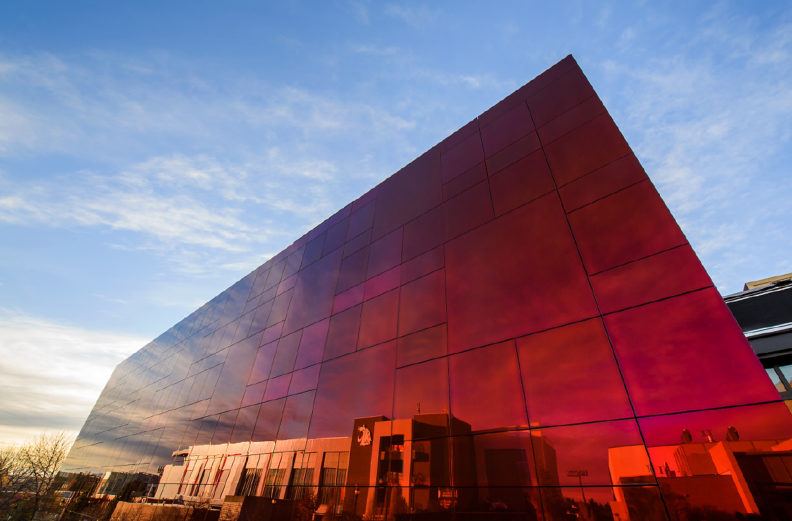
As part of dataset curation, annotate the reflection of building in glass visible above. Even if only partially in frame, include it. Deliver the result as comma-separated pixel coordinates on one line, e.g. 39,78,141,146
725,273,792,409
610,432,792,518
151,414,556,518
62,55,792,521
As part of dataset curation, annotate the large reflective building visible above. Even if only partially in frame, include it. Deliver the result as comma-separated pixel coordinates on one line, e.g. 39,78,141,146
63,56,792,520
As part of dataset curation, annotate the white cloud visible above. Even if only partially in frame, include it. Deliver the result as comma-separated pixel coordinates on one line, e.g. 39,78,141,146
600,8,792,293
384,4,439,29
0,310,146,447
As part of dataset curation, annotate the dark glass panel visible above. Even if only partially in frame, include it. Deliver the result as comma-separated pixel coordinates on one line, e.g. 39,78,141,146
211,409,238,445
230,404,259,443
264,374,291,402
337,246,369,293
278,391,315,440
324,304,362,360
288,364,320,395
249,265,271,300
605,289,780,416
568,180,687,275
394,358,449,420
440,118,477,152
441,128,483,183
264,258,286,291
489,148,555,216
400,246,444,284
294,318,330,369
485,132,541,176
347,200,375,239
323,217,349,255
396,324,447,368
343,229,370,257
536,94,605,146
271,329,303,377
195,364,222,402
193,415,219,447
259,321,283,346
266,288,293,327
452,430,538,488
542,486,667,521
398,269,446,337
205,335,259,416
443,180,493,240
558,152,646,212
590,245,713,314
248,341,277,385
367,228,403,279
544,112,631,187
252,398,286,441
282,244,304,278
301,231,325,268
358,289,399,349
372,146,442,239
284,248,342,334
446,193,597,353
481,101,535,157
276,273,296,296
402,205,444,261
310,341,395,438
517,319,632,427
231,311,256,344
443,161,486,200
240,381,266,407
333,283,364,314
449,341,527,432
454,487,543,520
247,299,274,337
527,66,596,129
363,266,399,300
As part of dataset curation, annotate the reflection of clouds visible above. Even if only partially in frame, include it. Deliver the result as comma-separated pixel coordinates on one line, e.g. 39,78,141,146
0,309,145,446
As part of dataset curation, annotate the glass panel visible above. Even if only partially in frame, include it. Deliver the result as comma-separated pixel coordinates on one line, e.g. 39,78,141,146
449,341,527,432
358,289,399,349
445,193,597,353
590,244,713,314
442,180,493,240
489,148,555,216
567,180,686,274
543,112,630,187
310,341,396,439
558,151,645,212
397,269,446,337
323,304,362,360
605,288,780,416
394,358,449,420
639,403,792,519
516,318,632,426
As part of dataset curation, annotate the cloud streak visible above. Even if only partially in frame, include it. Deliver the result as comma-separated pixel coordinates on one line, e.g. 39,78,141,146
600,8,792,292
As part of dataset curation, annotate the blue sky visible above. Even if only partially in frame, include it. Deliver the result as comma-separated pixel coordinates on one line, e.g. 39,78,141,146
0,1,790,445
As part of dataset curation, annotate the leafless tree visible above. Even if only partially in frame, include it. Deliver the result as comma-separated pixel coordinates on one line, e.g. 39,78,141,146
0,433,72,521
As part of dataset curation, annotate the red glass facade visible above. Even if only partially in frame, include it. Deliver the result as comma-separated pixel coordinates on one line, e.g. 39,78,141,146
65,56,792,520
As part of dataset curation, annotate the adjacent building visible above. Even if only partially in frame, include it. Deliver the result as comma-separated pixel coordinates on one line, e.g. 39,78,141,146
62,56,792,521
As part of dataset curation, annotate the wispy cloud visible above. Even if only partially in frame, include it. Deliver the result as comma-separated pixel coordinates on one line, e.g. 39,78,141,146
0,309,146,447
0,152,339,274
384,4,440,29
0,51,429,275
600,8,792,292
